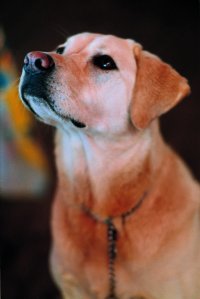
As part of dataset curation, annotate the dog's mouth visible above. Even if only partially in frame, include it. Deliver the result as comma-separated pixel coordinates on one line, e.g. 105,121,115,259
21,89,86,129
20,72,87,129
46,101,87,129
70,118,86,128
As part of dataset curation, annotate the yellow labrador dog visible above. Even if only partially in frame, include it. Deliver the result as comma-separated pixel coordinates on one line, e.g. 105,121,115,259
19,33,200,299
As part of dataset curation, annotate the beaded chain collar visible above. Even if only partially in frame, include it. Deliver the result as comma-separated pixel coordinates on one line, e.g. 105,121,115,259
83,192,147,299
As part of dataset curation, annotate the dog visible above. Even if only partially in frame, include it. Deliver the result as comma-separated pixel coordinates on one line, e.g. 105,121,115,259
19,33,200,299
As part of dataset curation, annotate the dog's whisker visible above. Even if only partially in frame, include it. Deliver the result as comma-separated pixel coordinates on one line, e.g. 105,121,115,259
53,24,70,39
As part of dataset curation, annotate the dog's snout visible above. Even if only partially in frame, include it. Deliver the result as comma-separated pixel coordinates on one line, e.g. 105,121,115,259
24,51,55,74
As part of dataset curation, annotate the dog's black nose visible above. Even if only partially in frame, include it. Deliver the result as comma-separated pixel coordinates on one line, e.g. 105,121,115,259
24,51,55,74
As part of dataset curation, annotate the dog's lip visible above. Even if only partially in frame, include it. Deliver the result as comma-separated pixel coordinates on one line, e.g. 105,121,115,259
20,90,42,118
70,118,86,128
50,107,86,128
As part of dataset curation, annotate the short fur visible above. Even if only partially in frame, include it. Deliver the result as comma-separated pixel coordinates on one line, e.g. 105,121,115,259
19,33,200,299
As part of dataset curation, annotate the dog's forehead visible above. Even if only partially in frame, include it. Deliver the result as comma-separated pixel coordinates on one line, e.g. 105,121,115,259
64,33,100,53
64,33,135,56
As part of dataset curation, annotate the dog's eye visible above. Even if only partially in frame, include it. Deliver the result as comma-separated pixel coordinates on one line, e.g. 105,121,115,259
56,47,65,54
93,55,118,70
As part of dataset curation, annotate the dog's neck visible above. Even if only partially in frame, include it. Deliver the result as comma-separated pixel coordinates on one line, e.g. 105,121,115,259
55,121,164,218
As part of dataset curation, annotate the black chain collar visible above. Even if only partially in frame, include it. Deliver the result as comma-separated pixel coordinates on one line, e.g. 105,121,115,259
83,192,147,299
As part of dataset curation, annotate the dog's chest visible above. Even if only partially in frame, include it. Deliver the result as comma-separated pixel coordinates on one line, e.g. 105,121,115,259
52,192,200,299
53,220,165,299
52,205,153,299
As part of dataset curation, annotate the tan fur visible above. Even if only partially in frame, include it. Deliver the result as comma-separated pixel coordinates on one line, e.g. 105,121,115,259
19,33,200,299
52,123,200,299
131,44,190,129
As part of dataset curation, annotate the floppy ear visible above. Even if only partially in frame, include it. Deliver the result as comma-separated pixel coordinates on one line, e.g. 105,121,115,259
131,44,191,129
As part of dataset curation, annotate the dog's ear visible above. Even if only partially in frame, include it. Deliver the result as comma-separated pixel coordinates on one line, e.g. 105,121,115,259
131,44,191,129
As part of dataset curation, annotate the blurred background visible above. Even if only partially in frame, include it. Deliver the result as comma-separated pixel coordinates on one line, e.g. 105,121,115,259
1,0,200,298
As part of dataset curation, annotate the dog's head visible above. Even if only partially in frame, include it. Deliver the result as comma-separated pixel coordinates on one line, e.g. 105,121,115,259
19,32,190,134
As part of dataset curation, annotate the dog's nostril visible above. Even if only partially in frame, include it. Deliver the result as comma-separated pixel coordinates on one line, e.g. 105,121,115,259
35,58,44,70
35,55,54,70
